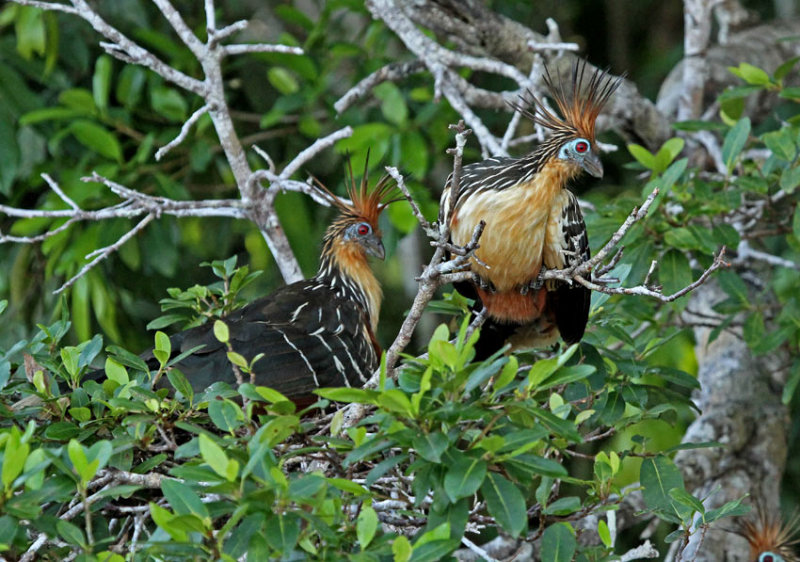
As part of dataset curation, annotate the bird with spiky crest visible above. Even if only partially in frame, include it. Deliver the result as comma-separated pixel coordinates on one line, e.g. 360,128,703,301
439,60,622,359
736,502,800,562
149,158,397,405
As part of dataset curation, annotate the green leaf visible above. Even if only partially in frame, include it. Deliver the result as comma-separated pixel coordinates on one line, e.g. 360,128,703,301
67,439,90,482
69,120,122,162
161,479,210,520
59,88,96,111
213,320,229,343
15,6,46,59
640,455,687,515
412,432,449,463
116,65,146,108
150,86,187,121
480,472,526,537
762,128,797,162
443,455,487,503
729,62,771,86
336,123,393,172
56,519,86,548
669,487,705,515
327,478,369,496
150,502,186,541
167,369,193,403
199,434,237,481
252,385,293,405
722,117,751,172
2,428,29,490
154,331,172,366
357,505,379,549
68,406,91,422
393,535,412,562
540,522,576,562
664,227,698,251
377,389,414,417
775,57,799,82
780,87,800,101
705,495,750,523
92,55,113,112
598,518,612,548
543,496,581,516
627,143,655,170
208,399,243,432
19,107,91,125
399,132,430,178
267,67,299,95
375,82,408,126
660,249,692,297
780,165,800,193
104,357,128,385
782,361,800,405
314,387,379,404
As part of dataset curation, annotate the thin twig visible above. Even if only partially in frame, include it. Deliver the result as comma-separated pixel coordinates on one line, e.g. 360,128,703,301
385,166,431,232
155,103,211,161
222,43,304,56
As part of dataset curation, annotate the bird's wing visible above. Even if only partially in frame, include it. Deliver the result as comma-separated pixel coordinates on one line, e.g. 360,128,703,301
164,282,376,399
548,190,591,344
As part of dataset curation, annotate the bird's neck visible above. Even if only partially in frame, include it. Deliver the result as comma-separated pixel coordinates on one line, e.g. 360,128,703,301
316,241,382,332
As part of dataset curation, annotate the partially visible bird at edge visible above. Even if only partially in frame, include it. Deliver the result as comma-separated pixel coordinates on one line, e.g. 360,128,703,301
138,161,398,406
737,502,800,562
439,60,623,360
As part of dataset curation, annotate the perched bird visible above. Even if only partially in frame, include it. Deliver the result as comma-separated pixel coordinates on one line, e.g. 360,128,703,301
439,61,622,359
147,164,396,405
737,503,799,562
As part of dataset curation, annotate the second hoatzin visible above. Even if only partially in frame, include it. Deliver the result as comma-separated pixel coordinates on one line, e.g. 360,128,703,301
144,166,395,404
736,501,799,562
440,61,622,358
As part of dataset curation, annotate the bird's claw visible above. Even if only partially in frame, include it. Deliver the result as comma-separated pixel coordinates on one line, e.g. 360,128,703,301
473,273,496,293
520,266,548,294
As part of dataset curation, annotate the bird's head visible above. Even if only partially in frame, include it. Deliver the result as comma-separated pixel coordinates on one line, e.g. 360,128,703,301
340,220,385,260
315,155,398,264
512,60,623,180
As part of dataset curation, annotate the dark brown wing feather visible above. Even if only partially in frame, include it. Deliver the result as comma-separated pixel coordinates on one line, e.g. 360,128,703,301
151,279,377,401
550,191,591,344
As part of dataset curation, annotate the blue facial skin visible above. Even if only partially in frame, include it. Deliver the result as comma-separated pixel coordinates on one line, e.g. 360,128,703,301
558,137,604,178
759,553,783,562
344,222,384,259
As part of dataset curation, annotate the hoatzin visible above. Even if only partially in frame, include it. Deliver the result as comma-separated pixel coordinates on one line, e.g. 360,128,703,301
737,502,800,562
440,62,622,359
144,166,395,405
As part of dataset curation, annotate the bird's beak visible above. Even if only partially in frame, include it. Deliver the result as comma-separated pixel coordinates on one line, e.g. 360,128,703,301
365,237,385,260
582,152,604,179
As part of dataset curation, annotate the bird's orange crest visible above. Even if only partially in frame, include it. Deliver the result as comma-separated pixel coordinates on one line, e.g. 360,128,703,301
513,60,623,143
738,500,800,561
314,154,398,229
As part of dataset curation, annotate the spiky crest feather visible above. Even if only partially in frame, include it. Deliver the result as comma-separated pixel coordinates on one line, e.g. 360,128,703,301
511,60,623,143
738,501,800,562
314,154,397,234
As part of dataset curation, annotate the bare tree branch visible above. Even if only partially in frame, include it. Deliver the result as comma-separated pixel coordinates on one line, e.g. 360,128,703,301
6,0,348,285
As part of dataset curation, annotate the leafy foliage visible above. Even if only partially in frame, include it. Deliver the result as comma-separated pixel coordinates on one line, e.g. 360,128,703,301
1,0,800,560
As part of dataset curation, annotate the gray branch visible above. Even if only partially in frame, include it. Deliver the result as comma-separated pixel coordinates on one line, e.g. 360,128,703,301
7,0,341,285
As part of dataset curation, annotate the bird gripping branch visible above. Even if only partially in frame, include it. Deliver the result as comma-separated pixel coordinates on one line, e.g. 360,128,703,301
440,60,623,358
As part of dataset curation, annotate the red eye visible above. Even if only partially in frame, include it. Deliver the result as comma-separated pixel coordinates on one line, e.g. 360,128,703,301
357,224,370,235
575,140,589,153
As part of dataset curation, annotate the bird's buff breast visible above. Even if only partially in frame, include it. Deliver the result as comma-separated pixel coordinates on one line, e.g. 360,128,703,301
450,165,572,292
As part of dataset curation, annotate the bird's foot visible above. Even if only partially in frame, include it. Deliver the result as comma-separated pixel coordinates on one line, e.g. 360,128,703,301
520,266,548,294
473,273,496,293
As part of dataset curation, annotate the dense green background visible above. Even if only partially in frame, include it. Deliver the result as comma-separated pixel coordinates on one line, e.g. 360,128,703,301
1,0,799,559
